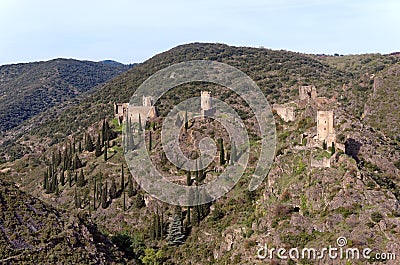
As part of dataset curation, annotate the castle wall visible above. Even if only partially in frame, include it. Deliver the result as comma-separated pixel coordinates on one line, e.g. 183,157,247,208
311,157,331,168
317,111,334,144
127,106,157,126
201,91,212,110
299,85,317,101
273,104,296,122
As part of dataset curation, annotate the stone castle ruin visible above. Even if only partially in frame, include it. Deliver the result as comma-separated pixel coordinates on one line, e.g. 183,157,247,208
200,91,216,118
317,110,335,147
114,96,158,126
272,85,340,168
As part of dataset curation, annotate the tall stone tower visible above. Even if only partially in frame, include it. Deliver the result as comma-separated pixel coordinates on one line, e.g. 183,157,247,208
201,91,212,111
317,110,335,146
299,85,317,101
143,96,153,107
201,91,215,118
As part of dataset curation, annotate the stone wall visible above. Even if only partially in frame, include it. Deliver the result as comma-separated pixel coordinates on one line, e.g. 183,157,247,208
273,104,296,122
317,110,335,145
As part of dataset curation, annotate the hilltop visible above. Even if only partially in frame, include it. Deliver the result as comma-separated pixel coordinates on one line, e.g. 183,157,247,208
1,43,400,264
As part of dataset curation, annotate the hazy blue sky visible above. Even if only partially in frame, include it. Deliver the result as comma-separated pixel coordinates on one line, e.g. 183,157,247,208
0,0,399,65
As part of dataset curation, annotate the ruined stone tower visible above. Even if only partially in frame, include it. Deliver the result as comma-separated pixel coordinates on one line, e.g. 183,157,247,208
143,96,153,107
201,91,215,118
114,96,157,126
317,110,335,146
299,85,317,101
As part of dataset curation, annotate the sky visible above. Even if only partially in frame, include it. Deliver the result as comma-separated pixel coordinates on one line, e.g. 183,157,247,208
0,0,399,65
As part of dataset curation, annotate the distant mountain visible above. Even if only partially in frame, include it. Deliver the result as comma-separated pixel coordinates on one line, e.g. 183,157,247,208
0,58,132,132
99,60,136,68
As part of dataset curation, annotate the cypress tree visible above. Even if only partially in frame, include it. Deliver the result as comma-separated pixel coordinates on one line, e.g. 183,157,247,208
134,194,145,208
74,171,78,184
68,170,72,187
323,140,327,150
43,171,48,190
167,211,185,245
230,141,237,164
77,169,85,187
101,183,108,209
109,178,117,200
127,176,136,197
184,110,188,132
74,188,81,209
73,153,82,170
121,164,125,191
186,171,191,186
138,114,142,132
95,134,102,157
78,141,82,153
85,134,95,152
331,142,336,155
186,171,191,226
175,114,182,127
93,178,97,210
102,119,106,145
155,212,160,240
60,170,65,186
148,131,152,151
104,141,108,161
218,138,225,165
123,188,126,211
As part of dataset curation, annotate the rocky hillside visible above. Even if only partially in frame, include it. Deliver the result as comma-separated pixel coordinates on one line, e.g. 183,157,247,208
1,43,400,264
0,178,124,264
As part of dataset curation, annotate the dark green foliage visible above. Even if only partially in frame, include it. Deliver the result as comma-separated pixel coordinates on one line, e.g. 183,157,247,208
138,114,142,132
78,141,82,153
109,178,117,200
77,169,85,187
85,134,95,152
322,140,327,150
371,212,383,223
111,233,145,260
330,142,336,155
43,171,48,190
101,183,108,209
93,179,97,210
218,138,225,165
72,153,82,170
167,212,185,246
60,170,65,186
134,194,145,209
68,170,72,187
184,110,188,132
104,141,108,161
121,164,125,191
95,134,103,157
186,171,191,186
0,59,130,133
127,176,137,197
148,131,152,151
230,141,237,165
151,211,163,241
175,114,183,127
74,188,80,209
394,159,400,170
